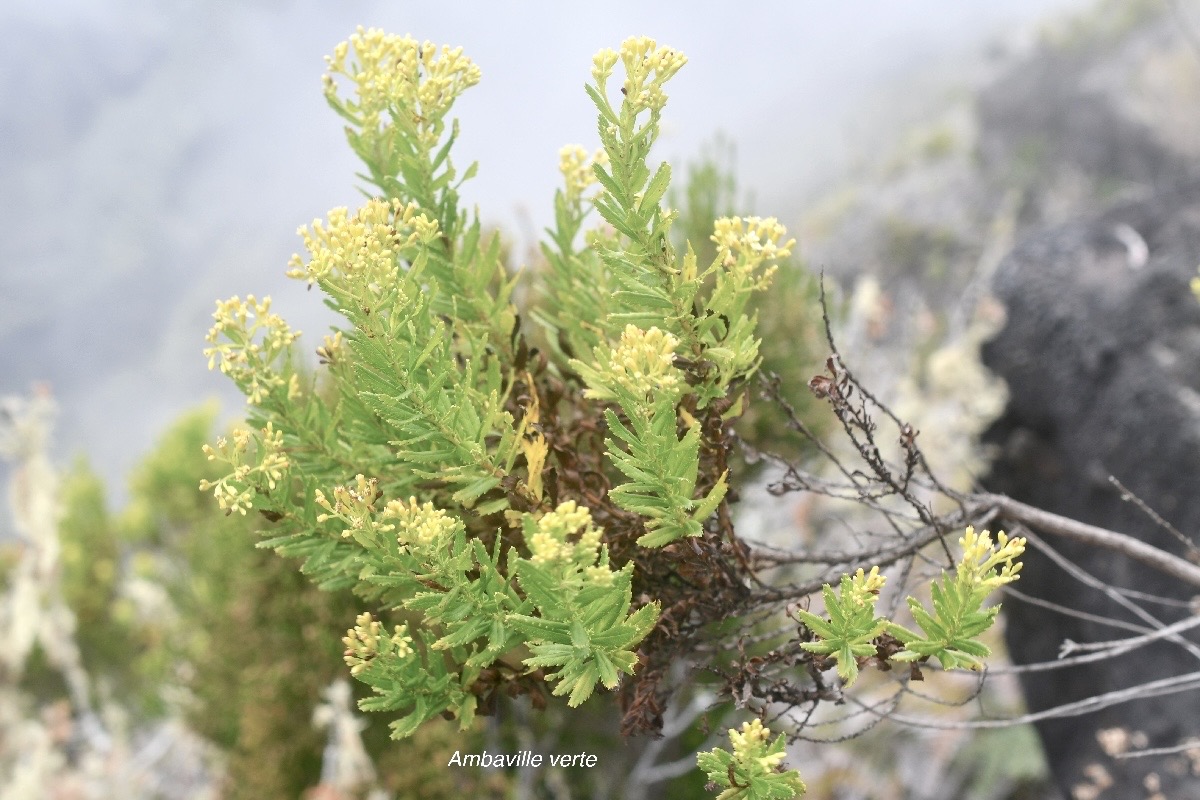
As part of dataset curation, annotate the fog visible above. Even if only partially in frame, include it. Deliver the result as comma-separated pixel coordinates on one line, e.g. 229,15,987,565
0,0,1092,514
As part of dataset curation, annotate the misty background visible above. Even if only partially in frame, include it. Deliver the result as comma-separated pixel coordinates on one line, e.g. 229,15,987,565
0,0,1095,526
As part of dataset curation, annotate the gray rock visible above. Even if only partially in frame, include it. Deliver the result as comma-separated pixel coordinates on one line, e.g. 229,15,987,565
983,181,1200,797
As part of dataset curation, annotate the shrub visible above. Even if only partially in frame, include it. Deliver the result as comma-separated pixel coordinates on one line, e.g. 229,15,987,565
202,30,1024,796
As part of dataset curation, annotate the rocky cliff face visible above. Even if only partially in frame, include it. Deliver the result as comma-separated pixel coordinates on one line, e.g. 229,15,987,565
983,184,1200,799
799,1,1200,323
795,3,1200,797
976,9,1200,798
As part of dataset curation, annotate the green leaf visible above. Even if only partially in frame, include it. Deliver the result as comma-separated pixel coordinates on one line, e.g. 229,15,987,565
639,162,672,216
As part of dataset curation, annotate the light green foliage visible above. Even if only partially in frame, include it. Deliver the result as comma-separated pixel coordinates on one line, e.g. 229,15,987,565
698,719,807,799
542,39,791,544
156,411,509,799
888,526,1025,671
508,502,659,705
794,567,889,686
53,407,506,799
199,27,1025,796
668,139,831,463
571,324,728,546
797,527,1025,683
202,29,789,741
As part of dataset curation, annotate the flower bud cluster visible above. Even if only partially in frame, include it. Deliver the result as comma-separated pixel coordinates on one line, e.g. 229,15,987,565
199,422,290,515
845,566,886,607
203,295,300,404
591,49,619,85
711,216,795,277
729,719,786,770
343,612,414,676
581,325,683,405
324,27,481,149
527,501,609,582
315,474,386,539
382,496,458,549
558,145,608,203
616,36,686,114
316,331,345,367
286,198,434,290
610,326,682,398
958,526,1026,590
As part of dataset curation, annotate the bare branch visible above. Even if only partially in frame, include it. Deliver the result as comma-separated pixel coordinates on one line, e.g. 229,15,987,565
876,670,1200,730
1108,474,1200,561
979,493,1200,589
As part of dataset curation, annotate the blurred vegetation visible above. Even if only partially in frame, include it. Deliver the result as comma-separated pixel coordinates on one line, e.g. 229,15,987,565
1038,0,1162,52
21,406,508,799
669,136,832,467
3,132,839,798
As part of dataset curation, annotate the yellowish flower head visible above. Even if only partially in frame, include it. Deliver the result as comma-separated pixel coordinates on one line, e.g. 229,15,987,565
588,38,685,115
203,294,300,403
390,623,415,659
558,144,608,202
343,612,413,676
757,750,787,770
848,566,886,604
617,36,686,113
384,496,459,549
959,526,1026,588
589,325,683,401
584,564,615,587
286,198,432,289
729,718,771,757
324,27,480,140
198,422,290,514
316,331,346,367
316,474,385,538
711,216,794,274
591,48,619,83
528,500,604,566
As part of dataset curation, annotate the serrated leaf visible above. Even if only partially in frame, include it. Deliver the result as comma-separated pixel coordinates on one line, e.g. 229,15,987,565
567,663,600,707
639,162,671,215
584,84,618,126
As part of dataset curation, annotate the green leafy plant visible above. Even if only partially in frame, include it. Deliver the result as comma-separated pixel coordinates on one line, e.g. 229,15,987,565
888,526,1025,670
794,567,890,686
698,719,807,799
201,28,1026,796
797,527,1025,684
202,29,789,739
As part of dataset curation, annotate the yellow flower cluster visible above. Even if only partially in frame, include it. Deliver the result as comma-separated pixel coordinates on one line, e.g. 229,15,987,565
316,331,345,367
203,295,300,404
558,144,607,203
315,474,384,539
286,198,435,289
711,216,795,277
199,423,290,515
382,496,459,549
587,325,683,402
591,48,619,84
343,612,414,676
728,719,786,770
846,566,886,607
958,526,1026,590
324,26,481,146
316,481,461,549
590,36,687,114
1192,266,1200,301
527,501,604,568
